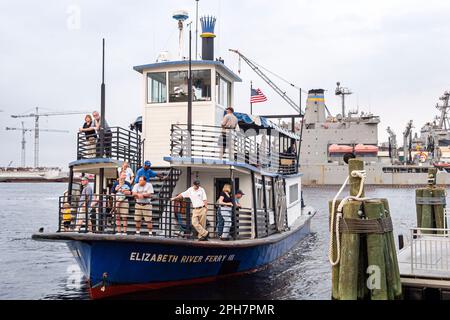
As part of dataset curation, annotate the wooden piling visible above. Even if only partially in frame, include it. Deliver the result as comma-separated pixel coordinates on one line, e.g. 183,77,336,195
415,188,423,228
434,188,446,232
338,201,362,300
365,200,388,300
380,198,402,299
421,189,434,233
348,159,364,197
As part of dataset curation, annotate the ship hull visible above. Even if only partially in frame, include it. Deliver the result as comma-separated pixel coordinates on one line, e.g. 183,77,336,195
35,214,313,299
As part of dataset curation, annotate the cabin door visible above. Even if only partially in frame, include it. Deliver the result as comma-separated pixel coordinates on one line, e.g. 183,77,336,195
214,178,240,202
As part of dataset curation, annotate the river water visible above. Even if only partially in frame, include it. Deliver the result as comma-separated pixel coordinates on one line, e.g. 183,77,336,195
0,183,422,300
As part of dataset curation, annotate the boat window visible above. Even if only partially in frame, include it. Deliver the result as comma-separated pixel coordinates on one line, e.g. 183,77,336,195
169,70,212,103
216,72,231,107
147,72,167,104
289,183,299,204
169,71,189,102
193,70,212,102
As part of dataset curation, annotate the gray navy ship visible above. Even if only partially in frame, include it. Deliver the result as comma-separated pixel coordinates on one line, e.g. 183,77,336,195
300,84,450,186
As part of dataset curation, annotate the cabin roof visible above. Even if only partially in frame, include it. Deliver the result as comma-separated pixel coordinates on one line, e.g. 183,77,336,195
133,60,242,82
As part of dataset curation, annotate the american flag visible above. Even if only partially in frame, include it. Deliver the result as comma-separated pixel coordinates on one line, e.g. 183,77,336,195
250,88,268,104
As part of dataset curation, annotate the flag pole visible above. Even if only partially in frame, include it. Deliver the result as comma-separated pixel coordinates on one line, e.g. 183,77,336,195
250,81,253,115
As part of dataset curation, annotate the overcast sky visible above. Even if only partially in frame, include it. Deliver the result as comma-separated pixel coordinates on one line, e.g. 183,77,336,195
1,0,450,168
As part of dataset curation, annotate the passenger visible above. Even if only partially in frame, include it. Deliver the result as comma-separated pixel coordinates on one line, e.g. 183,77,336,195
78,114,97,158
132,176,154,235
62,203,73,232
217,184,234,241
171,180,210,241
75,177,94,232
287,142,297,155
235,190,245,209
219,107,239,159
134,161,166,184
118,161,134,184
112,172,132,235
92,111,112,158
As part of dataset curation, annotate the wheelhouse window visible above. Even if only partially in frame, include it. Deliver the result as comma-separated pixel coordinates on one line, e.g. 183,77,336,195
147,72,167,104
289,184,299,204
169,70,212,103
192,70,211,102
216,73,231,107
169,71,188,102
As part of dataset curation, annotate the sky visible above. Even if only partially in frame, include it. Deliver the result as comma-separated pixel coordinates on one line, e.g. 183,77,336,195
1,0,450,167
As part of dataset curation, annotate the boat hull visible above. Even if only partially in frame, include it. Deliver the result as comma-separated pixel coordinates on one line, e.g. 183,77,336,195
61,216,313,299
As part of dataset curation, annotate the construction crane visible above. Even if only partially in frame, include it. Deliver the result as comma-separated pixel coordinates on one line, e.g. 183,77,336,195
229,49,303,115
6,122,68,167
10,107,88,167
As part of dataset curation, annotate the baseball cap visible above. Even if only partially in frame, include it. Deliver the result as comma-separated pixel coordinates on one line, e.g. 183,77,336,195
81,177,89,182
193,180,201,186
144,161,152,167
236,190,245,195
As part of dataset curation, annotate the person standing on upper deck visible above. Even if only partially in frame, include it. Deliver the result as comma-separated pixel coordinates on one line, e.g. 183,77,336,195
171,180,210,241
118,161,134,184
134,161,166,184
75,177,94,232
219,107,239,159
78,114,97,158
92,111,112,158
132,176,154,235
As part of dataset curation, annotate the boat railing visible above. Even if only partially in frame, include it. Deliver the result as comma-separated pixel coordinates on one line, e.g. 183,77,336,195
409,228,450,273
171,124,298,175
77,127,142,169
57,194,254,240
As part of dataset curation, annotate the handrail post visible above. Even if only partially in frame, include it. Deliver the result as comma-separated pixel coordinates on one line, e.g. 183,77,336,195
58,197,62,233
262,175,268,236
251,172,258,239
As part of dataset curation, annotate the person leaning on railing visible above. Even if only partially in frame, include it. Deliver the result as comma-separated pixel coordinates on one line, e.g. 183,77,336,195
132,176,154,236
219,107,239,159
217,184,234,241
134,161,167,184
171,180,210,242
92,111,112,158
112,172,132,235
75,177,94,232
78,114,97,159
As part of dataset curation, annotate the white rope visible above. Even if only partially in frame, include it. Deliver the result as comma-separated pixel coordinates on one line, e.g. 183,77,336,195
328,170,367,266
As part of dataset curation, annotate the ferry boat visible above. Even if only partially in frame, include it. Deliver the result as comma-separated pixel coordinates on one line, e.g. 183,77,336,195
32,14,315,299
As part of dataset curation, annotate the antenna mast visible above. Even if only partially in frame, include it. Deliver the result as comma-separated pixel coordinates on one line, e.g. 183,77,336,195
335,82,353,118
173,10,189,60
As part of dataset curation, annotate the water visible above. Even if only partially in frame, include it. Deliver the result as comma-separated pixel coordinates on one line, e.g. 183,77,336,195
0,183,421,300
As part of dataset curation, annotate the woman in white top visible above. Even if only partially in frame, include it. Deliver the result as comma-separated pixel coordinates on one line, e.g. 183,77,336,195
118,161,134,184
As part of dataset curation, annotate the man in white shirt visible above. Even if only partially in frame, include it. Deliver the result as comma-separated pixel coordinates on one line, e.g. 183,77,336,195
132,176,154,235
171,180,209,241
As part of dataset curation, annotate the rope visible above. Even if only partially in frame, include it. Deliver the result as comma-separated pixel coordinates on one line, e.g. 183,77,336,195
328,170,367,266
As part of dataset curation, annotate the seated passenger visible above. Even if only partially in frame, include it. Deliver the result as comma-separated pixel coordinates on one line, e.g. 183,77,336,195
112,172,132,235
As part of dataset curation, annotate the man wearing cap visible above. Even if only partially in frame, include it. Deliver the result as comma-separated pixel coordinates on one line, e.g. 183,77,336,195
235,190,245,209
75,176,94,232
219,107,239,159
134,161,166,184
171,180,209,241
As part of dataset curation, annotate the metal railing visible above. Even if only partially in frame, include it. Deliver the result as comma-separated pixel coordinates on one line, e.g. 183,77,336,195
58,194,254,240
77,127,141,169
171,124,298,175
410,228,450,273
